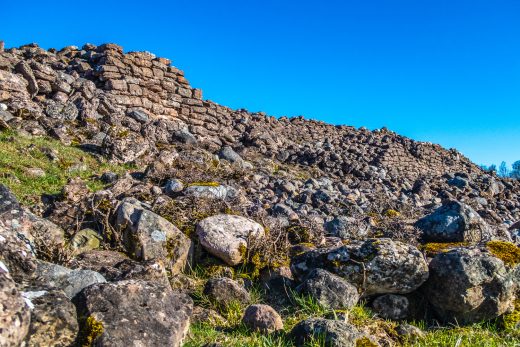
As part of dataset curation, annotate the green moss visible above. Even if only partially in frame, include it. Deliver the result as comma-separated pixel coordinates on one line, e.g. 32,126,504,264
420,242,468,257
503,300,520,331
486,241,520,266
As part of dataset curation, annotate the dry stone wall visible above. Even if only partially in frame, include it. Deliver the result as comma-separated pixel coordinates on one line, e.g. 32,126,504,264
0,42,480,182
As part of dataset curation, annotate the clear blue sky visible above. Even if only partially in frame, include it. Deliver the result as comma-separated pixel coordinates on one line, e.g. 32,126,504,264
2,0,519,167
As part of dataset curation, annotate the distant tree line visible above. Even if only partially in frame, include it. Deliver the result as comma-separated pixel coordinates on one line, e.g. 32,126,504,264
481,161,520,179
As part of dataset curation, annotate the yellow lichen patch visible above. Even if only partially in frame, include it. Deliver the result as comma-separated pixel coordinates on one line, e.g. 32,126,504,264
356,336,379,347
384,209,401,218
420,242,468,257
187,181,220,187
486,240,520,266
81,316,104,347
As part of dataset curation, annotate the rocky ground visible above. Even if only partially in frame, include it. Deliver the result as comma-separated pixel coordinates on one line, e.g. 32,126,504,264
0,41,519,346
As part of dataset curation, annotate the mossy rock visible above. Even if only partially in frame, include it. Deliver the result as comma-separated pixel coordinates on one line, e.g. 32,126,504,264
486,241,520,266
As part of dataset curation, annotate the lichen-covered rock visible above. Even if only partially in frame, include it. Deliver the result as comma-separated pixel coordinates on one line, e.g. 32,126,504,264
203,277,251,306
0,265,30,346
196,214,264,266
291,238,428,296
69,250,170,285
0,184,65,250
74,279,193,347
184,184,237,200
69,228,102,253
297,268,359,309
422,247,515,324
416,200,492,243
22,287,78,346
242,304,283,333
289,318,368,347
115,198,191,275
34,261,106,299
372,294,409,320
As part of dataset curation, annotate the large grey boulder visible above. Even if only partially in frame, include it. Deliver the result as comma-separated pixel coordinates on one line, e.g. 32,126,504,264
415,200,492,243
289,318,368,347
22,287,78,346
196,214,264,266
422,247,515,324
115,198,191,275
74,280,193,347
34,261,106,299
0,265,30,346
291,238,428,296
297,268,359,309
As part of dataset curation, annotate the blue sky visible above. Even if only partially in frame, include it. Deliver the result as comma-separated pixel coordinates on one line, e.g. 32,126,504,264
2,0,519,167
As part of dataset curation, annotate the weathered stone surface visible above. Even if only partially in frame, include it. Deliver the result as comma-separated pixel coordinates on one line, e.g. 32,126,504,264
291,238,429,296
70,228,102,253
416,200,492,243
197,214,264,266
74,279,193,347
22,287,78,346
184,184,237,201
372,294,409,320
242,304,283,333
69,250,170,285
0,266,30,346
115,198,191,274
203,277,251,306
325,216,367,240
298,268,359,309
290,318,366,347
422,247,515,324
34,261,106,299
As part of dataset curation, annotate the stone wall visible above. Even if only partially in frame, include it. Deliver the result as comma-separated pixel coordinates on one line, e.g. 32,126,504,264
0,42,479,182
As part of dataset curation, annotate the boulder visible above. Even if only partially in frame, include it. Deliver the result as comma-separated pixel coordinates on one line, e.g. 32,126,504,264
291,238,429,296
218,146,243,163
0,266,30,346
203,277,251,306
34,261,106,299
289,318,368,347
115,198,191,275
69,228,102,253
184,184,237,200
74,280,193,347
196,214,264,266
297,268,359,309
242,304,283,333
22,287,78,346
415,200,492,243
371,294,409,320
70,250,170,285
422,247,515,324
325,216,367,240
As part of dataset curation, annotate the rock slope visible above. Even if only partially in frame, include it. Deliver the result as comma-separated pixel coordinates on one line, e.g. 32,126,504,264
0,41,519,346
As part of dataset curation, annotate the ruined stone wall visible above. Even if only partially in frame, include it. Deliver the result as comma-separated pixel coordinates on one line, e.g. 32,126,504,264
0,42,479,182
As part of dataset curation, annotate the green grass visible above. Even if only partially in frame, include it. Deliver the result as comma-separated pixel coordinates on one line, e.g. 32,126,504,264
404,321,520,347
0,130,133,204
